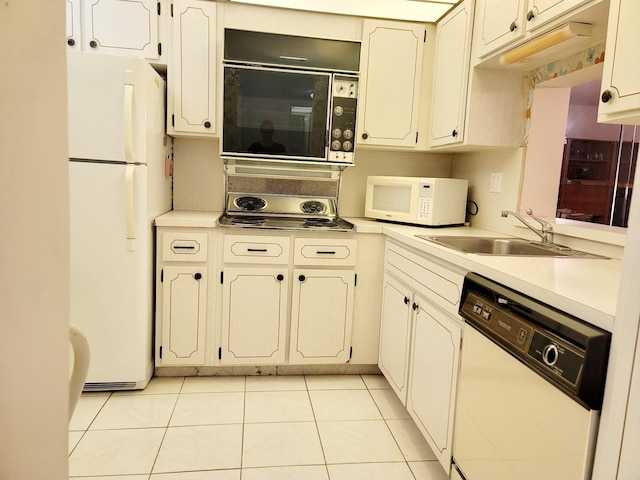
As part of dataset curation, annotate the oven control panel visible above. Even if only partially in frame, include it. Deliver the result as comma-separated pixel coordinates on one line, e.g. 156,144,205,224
329,75,358,163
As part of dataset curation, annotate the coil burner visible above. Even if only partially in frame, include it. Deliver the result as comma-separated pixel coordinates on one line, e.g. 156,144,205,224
234,196,267,212
300,201,327,214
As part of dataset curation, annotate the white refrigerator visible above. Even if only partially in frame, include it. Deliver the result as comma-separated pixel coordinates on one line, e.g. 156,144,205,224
67,52,172,390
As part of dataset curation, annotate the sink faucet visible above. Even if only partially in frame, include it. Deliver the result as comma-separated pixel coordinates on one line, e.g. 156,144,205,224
501,208,554,244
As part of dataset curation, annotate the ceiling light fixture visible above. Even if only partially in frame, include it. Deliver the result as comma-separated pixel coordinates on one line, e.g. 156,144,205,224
499,22,593,66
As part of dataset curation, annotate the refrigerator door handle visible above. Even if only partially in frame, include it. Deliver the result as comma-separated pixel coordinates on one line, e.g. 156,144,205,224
124,70,135,164
125,164,136,251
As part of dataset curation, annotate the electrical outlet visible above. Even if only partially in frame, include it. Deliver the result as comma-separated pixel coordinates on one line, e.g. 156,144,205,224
490,172,502,193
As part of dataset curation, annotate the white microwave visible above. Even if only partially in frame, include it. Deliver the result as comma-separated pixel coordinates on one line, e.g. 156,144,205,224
365,176,468,226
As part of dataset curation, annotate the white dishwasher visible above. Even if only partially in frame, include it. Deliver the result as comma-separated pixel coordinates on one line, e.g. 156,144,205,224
452,273,610,480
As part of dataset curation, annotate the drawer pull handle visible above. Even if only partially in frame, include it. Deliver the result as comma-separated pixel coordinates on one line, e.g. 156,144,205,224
276,274,284,282
404,297,410,305
173,245,195,250
316,251,336,255
194,273,202,280
412,302,419,311
247,248,268,252
299,274,306,282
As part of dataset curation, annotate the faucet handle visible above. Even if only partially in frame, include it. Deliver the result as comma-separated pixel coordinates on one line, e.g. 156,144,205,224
526,208,553,231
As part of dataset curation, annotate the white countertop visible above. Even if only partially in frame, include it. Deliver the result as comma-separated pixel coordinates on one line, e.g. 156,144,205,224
348,218,619,332
156,211,620,331
155,210,222,228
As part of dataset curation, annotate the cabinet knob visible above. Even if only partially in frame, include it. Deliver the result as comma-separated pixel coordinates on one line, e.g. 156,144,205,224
601,90,613,103
67,38,75,46
89,40,98,48
509,21,517,32
276,274,284,282
298,274,306,282
404,297,410,305
361,132,368,140
452,129,458,138
194,273,202,280
412,302,418,311
204,121,211,128
526,10,535,21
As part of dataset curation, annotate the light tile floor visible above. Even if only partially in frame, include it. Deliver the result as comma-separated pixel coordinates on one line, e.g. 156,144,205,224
69,374,450,480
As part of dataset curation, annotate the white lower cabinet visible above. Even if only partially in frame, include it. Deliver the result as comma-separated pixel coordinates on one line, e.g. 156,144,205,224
156,228,212,366
160,266,207,365
220,267,288,365
220,234,357,366
378,274,413,404
289,268,355,364
378,240,465,475
407,297,461,473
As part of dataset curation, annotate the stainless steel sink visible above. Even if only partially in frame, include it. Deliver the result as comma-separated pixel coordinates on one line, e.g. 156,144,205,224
416,235,607,258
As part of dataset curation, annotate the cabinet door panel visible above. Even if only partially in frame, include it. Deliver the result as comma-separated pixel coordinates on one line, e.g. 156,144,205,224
525,0,591,32
83,0,159,59
357,20,424,148
66,0,82,50
407,299,461,472
378,275,413,404
598,0,640,124
161,266,207,365
429,1,472,147
290,269,354,364
221,267,288,365
474,0,526,58
169,0,217,135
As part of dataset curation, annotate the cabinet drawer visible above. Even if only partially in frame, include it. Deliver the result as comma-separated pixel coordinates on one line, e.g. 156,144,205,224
294,238,357,266
162,232,208,262
385,241,465,316
224,235,290,264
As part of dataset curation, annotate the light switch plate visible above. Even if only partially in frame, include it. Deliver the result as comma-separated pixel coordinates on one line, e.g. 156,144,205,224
490,172,502,193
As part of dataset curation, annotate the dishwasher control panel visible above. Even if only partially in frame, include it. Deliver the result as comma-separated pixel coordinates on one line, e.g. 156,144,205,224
460,272,611,410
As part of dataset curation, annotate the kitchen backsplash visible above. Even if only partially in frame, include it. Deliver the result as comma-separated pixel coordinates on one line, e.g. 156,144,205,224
172,137,454,217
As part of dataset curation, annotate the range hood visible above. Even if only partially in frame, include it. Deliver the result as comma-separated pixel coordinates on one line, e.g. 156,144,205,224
225,0,460,23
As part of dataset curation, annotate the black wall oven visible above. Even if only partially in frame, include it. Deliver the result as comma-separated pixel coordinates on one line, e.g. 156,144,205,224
222,29,360,164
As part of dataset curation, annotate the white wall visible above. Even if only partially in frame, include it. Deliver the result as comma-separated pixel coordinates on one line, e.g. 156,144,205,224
0,2,69,479
567,103,624,141
520,87,571,217
451,148,527,235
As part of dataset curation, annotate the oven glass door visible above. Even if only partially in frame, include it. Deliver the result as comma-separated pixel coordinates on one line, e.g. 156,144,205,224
223,65,331,161
453,325,599,480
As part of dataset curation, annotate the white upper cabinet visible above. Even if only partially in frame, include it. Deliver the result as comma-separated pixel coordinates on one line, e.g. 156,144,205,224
525,0,593,32
598,0,640,125
357,19,425,148
473,0,603,63
473,0,527,59
428,0,473,148
66,0,163,63
167,0,217,137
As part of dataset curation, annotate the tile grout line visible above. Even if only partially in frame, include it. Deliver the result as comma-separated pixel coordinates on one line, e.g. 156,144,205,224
239,375,247,480
147,376,186,478
303,374,332,479
361,374,419,479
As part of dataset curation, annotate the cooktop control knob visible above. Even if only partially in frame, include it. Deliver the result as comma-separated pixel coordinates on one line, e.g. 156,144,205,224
343,129,353,140
331,140,342,150
332,128,342,139
342,140,353,151
334,105,344,116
